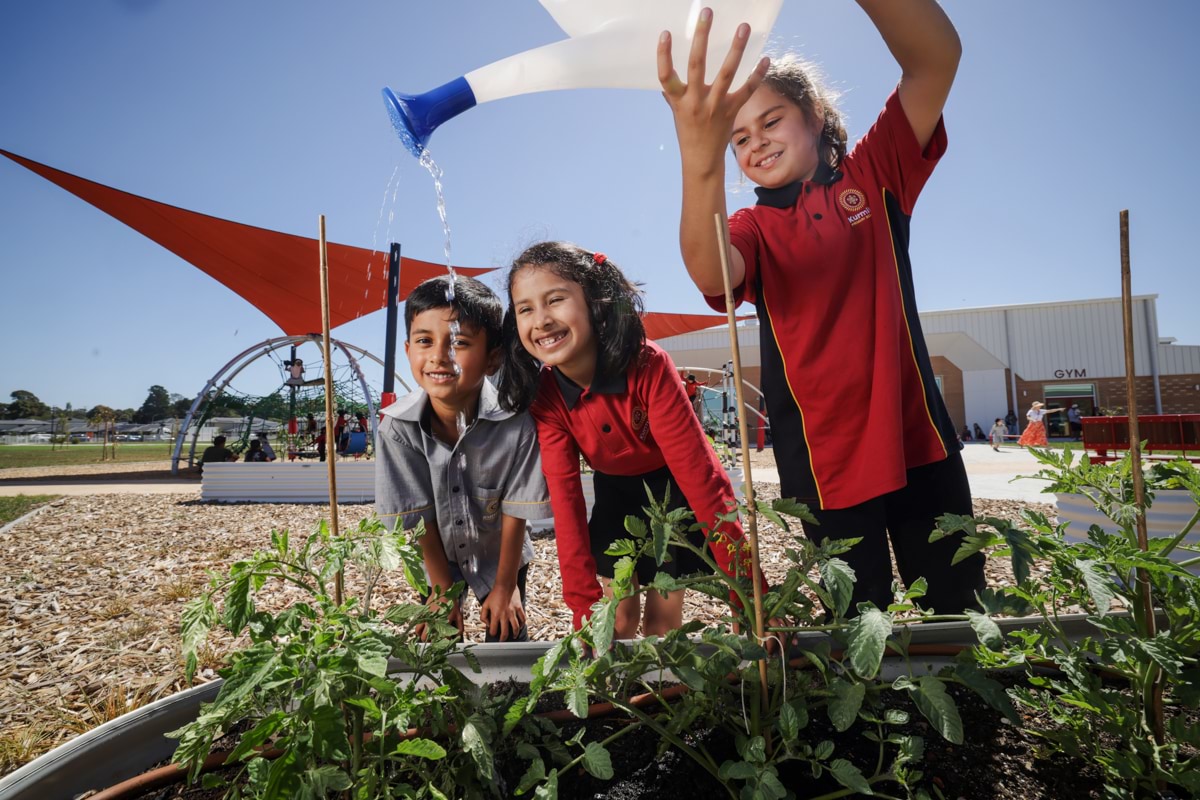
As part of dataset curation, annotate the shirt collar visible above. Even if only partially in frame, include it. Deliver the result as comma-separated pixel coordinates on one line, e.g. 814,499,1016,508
553,365,626,411
381,377,513,423
753,161,843,209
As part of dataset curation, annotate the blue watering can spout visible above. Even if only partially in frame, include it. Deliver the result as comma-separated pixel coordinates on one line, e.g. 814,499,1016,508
381,77,478,157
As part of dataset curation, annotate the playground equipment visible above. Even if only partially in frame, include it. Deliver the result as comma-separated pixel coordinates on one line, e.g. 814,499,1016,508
678,363,769,448
383,0,784,155
171,335,409,475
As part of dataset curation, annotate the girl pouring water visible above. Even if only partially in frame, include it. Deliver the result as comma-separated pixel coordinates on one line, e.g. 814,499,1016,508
655,2,986,615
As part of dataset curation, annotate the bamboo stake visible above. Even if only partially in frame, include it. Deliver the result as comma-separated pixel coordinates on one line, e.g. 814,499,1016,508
319,215,343,606
1119,209,1162,746
713,213,770,714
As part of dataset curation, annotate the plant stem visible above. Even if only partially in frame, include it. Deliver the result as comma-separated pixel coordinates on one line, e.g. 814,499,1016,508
1160,507,1200,558
597,692,728,791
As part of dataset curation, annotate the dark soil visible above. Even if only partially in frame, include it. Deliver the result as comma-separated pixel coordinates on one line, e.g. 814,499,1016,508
125,675,1196,800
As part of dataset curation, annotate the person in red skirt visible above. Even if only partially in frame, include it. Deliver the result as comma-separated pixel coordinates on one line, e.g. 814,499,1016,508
1017,401,1065,447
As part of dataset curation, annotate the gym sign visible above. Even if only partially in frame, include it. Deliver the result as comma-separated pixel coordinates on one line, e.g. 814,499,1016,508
1053,368,1088,379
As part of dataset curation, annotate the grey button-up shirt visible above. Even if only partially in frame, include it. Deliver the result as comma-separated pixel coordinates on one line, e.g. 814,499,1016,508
374,379,551,600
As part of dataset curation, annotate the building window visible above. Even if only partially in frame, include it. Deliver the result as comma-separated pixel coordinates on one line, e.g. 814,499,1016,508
935,375,944,396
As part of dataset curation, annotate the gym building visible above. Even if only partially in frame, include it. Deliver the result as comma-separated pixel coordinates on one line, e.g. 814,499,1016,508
659,295,1200,439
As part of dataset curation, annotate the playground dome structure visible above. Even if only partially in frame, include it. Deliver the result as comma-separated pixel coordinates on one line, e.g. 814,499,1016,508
171,334,410,475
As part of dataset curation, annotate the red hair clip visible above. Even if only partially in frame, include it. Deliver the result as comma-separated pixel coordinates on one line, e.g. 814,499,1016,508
592,252,607,265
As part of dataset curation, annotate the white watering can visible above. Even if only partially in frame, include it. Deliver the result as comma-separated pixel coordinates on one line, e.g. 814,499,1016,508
383,0,784,156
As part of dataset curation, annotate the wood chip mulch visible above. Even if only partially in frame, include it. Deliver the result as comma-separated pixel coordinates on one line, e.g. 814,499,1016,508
0,475,1054,776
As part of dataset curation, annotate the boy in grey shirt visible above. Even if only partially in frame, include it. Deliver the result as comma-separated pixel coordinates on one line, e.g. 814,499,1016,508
376,276,550,641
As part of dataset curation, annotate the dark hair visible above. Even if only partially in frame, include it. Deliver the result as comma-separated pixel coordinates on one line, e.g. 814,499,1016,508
497,241,645,412
404,275,503,350
760,54,847,169
213,435,226,445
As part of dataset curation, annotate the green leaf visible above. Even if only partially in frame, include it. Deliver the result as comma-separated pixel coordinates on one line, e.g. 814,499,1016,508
828,758,871,795
718,760,758,780
828,680,865,732
461,719,495,783
813,740,834,761
181,593,218,682
355,651,389,678
298,766,351,798
392,737,447,760
1074,558,1117,615
515,756,546,795
965,610,1004,650
778,703,800,743
310,704,350,761
227,711,286,763
222,570,254,633
952,661,1019,725
623,515,648,539
910,676,963,744
582,742,614,780
589,600,616,657
652,520,671,566
534,769,558,800
772,497,816,524
819,558,856,619
846,607,890,679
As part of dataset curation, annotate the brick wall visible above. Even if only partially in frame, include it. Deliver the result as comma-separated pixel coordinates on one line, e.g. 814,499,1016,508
931,356,965,429
1014,373,1200,415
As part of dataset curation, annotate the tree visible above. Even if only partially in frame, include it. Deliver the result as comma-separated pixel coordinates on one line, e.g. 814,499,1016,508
134,385,172,424
172,397,193,417
8,390,49,419
87,405,118,422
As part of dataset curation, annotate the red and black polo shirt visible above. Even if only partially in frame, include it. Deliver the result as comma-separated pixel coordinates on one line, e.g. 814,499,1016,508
529,341,750,628
707,89,958,511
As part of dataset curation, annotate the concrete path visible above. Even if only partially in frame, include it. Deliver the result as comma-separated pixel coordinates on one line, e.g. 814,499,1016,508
0,444,1067,503
751,442,1062,503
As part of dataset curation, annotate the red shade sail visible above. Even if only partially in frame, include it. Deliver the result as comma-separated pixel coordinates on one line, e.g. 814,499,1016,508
643,312,752,340
1,149,493,335
2,150,747,342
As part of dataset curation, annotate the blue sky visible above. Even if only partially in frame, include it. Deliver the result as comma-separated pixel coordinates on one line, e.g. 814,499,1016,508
2,1,1198,412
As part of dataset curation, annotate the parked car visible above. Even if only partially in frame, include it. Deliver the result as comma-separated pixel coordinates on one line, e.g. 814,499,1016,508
29,433,51,442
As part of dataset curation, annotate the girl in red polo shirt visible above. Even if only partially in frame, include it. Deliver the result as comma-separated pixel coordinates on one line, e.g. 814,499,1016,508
498,241,762,635
654,2,985,615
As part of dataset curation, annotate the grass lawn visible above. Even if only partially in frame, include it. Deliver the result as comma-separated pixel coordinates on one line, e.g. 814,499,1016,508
0,443,174,470
0,494,60,526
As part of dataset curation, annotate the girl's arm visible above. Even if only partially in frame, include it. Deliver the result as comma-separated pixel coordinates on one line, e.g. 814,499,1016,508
532,406,602,629
855,0,961,150
657,14,767,297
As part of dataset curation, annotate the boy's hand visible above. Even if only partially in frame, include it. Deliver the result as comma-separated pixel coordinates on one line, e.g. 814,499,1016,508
415,595,463,642
480,584,525,642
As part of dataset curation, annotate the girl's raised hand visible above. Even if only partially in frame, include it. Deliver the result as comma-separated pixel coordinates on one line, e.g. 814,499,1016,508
657,9,770,161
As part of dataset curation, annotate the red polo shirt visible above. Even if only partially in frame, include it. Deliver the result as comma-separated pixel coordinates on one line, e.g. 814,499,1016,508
531,341,753,628
708,89,958,510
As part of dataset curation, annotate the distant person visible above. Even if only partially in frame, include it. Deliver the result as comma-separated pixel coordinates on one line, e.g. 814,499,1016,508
305,413,317,437
1067,404,1083,441
989,418,1006,452
1018,401,1064,448
1004,409,1019,437
972,422,987,442
255,432,276,461
199,435,236,474
315,426,327,462
244,439,269,462
376,275,551,643
682,373,706,417
960,425,972,442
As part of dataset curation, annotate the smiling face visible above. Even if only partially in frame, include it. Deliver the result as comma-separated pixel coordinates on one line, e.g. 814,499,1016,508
405,308,497,408
731,85,822,189
510,266,597,387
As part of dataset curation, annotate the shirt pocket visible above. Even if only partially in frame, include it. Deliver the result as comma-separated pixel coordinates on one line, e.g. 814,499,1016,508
472,486,503,526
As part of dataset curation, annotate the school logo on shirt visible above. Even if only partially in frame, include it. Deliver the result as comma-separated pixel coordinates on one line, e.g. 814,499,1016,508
838,188,871,226
482,498,501,523
631,406,650,440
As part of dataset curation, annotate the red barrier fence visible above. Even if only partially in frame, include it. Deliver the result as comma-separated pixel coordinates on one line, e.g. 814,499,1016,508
1081,414,1200,464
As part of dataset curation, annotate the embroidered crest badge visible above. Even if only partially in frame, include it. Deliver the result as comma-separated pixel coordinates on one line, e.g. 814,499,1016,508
838,188,872,225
